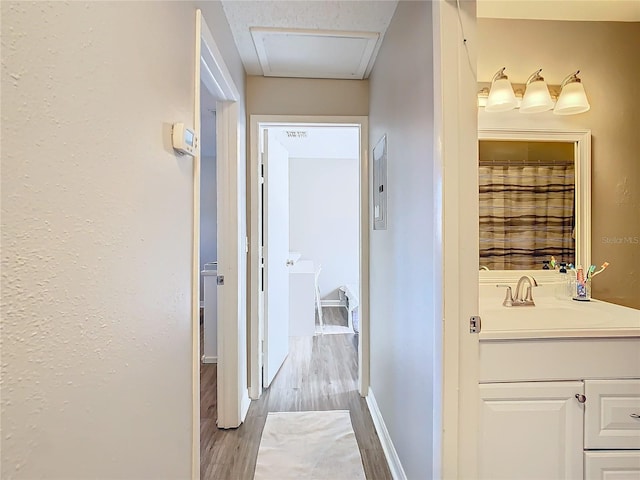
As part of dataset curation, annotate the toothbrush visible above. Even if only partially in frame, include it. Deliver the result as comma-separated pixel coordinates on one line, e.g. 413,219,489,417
590,261,610,278
586,264,596,280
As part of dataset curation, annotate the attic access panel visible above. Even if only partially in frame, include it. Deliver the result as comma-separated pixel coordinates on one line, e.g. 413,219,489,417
251,27,379,80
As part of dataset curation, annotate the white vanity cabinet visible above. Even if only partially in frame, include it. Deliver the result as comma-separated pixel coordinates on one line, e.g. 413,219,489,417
479,381,585,479
479,338,640,480
583,379,640,480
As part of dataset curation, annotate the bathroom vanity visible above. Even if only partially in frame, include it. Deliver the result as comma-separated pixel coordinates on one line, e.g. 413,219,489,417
478,282,640,480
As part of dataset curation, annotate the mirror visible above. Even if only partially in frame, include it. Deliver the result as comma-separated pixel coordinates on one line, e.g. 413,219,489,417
478,128,591,276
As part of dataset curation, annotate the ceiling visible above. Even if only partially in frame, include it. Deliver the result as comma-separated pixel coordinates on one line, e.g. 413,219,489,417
220,0,398,79
220,0,638,82
208,1,639,156
477,0,640,22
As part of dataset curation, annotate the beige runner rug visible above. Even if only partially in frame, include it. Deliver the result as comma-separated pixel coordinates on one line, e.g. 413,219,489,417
254,410,366,480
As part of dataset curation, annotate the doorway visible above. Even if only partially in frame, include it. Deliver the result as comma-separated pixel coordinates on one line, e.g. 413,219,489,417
249,116,370,399
193,9,247,477
260,125,362,390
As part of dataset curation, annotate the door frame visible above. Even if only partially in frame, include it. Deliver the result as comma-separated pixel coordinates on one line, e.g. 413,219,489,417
193,9,246,479
433,1,479,478
248,115,370,399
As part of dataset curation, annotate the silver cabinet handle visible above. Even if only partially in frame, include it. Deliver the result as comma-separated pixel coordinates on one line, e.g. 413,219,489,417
575,394,586,403
630,413,640,419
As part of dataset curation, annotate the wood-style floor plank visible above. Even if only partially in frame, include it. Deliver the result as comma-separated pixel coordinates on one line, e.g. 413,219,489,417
200,307,391,479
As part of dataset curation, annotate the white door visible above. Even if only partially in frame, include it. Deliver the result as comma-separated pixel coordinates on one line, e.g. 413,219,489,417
262,129,290,388
479,381,585,479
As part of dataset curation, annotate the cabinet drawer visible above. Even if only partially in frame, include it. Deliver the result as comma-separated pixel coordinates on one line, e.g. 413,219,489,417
584,451,640,480
585,379,640,449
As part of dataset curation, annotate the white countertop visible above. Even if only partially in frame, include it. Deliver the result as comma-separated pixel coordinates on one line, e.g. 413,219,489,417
479,285,640,340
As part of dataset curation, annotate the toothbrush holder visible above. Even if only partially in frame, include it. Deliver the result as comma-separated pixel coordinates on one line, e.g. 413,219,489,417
573,278,591,301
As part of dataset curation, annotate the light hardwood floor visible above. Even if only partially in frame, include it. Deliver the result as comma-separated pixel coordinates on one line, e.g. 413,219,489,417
200,307,392,479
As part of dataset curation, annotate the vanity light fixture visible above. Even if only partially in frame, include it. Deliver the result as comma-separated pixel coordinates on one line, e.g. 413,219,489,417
484,67,518,112
553,70,590,115
520,69,554,113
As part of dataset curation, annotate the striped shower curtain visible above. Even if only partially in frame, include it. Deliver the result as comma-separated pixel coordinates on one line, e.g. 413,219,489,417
479,164,575,270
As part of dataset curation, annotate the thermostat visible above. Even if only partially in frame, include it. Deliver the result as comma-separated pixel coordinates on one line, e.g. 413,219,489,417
172,122,198,157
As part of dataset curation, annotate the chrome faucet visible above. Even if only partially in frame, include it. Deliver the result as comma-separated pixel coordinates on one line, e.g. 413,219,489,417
497,275,538,307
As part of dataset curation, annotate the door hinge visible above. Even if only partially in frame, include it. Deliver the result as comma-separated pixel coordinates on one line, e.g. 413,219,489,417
470,315,481,333
217,275,225,286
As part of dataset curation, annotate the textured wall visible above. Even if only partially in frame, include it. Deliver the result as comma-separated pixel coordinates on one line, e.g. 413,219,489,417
1,2,197,477
368,2,436,477
478,19,640,309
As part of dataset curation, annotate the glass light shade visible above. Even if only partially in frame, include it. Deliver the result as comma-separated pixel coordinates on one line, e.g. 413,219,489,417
553,82,590,115
520,80,554,113
484,78,518,112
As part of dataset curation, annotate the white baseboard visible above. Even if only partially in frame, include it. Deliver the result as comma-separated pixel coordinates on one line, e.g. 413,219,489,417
366,388,407,480
201,355,217,364
321,299,346,307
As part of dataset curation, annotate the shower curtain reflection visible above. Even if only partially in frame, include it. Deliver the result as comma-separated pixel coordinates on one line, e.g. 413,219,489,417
479,163,575,270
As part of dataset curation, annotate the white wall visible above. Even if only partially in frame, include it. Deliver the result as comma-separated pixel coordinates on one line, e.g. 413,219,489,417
0,1,245,477
368,1,437,478
289,157,359,300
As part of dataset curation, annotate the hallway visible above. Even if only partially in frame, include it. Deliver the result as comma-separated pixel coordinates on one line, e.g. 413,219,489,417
200,309,392,479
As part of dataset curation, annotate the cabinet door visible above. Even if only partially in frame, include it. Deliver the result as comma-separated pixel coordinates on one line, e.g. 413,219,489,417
585,379,640,450
479,381,584,480
585,451,640,480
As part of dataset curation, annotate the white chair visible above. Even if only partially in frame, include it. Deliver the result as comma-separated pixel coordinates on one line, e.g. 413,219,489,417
314,264,324,334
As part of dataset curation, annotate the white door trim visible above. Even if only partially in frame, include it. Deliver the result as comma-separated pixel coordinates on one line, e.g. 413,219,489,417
215,99,250,430
433,1,479,479
248,115,370,399
193,9,245,480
